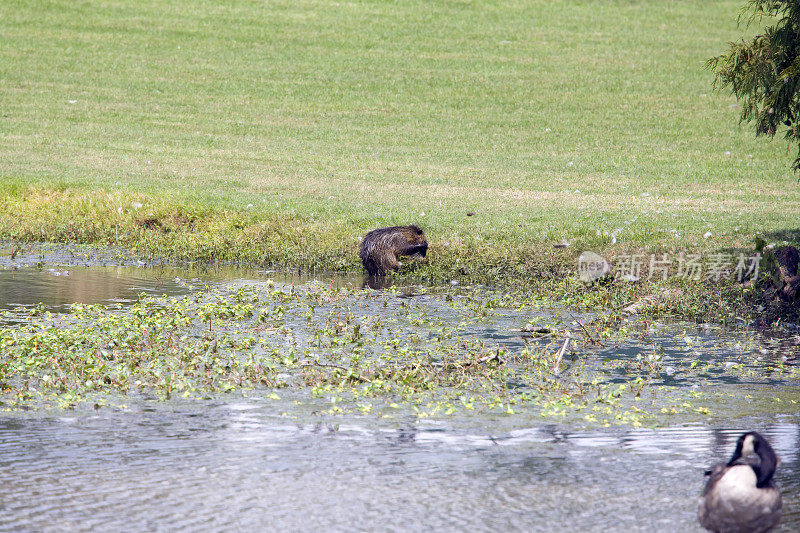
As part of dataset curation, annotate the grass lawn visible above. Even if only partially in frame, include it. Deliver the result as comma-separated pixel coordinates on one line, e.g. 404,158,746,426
1,0,799,276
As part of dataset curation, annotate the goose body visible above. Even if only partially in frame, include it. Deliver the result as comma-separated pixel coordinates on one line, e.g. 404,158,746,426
698,432,782,533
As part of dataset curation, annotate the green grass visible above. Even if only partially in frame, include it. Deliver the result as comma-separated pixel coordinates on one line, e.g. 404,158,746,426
1,0,799,273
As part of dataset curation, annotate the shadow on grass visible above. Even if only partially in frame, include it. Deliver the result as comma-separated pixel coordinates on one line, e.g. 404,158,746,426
764,229,800,244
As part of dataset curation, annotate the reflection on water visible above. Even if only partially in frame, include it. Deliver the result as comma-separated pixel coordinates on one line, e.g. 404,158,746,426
0,265,363,320
0,267,191,311
0,405,798,532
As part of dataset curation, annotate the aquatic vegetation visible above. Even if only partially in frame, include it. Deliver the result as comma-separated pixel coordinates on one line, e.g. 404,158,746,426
0,277,797,425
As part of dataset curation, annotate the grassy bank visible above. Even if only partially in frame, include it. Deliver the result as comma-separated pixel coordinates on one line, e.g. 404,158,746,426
2,1,800,295
0,187,572,280
0,187,774,328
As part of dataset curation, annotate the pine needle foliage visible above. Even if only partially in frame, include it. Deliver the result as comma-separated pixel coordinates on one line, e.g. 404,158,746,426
708,0,800,171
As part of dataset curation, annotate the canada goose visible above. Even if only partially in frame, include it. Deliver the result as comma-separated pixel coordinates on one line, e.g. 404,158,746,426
698,431,782,533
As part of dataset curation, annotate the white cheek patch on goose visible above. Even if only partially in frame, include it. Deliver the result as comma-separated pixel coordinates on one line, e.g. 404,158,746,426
741,435,756,457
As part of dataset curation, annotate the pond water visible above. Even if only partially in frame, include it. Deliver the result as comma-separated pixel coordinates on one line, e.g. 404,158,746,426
0,253,799,531
0,404,798,532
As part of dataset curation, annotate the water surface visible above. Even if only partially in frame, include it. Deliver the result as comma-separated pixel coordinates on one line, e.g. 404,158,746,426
0,254,798,531
1,404,798,531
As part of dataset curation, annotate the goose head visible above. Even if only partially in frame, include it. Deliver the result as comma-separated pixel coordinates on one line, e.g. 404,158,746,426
727,431,778,488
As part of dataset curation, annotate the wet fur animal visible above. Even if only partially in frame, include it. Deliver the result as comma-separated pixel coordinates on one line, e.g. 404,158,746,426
359,225,428,276
698,431,782,533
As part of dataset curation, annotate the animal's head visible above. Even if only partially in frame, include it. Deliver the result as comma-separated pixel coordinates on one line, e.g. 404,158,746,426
728,431,779,487
403,225,427,258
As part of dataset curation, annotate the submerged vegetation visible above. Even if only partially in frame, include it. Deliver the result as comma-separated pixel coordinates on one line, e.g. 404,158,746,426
1,278,797,425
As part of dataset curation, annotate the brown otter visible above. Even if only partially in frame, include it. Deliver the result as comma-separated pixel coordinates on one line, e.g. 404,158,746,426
359,225,428,276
